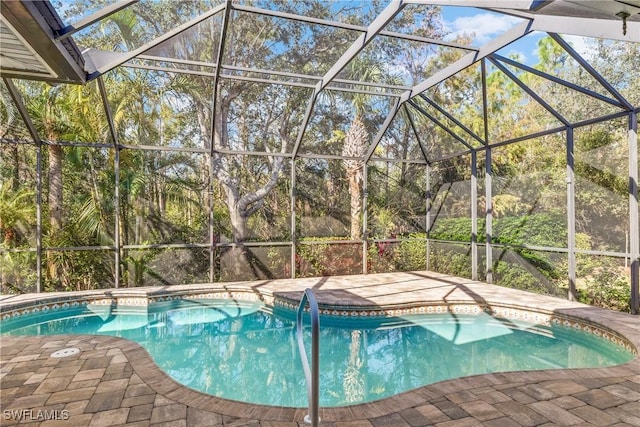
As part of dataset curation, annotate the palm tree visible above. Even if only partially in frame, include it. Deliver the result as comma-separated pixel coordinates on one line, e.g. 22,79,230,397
21,80,113,289
22,83,73,287
0,182,34,246
342,58,385,240
342,329,365,403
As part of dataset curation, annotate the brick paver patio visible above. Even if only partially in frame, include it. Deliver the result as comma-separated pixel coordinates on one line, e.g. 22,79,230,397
1,271,639,426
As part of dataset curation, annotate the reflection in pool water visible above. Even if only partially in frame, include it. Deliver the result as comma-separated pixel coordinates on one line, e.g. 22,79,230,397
1,299,634,407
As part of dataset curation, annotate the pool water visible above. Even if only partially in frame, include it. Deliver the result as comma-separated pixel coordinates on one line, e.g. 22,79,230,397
1,299,634,407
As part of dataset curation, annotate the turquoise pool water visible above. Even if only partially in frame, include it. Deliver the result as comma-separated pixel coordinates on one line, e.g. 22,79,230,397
1,299,634,407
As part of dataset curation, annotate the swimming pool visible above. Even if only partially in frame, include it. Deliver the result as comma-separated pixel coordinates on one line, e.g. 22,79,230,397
1,296,634,408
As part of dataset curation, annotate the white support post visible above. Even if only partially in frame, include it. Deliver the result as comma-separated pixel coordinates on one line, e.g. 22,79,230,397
471,151,478,280
567,127,577,301
426,163,432,271
629,112,639,314
291,162,297,279
485,148,493,284
362,164,368,275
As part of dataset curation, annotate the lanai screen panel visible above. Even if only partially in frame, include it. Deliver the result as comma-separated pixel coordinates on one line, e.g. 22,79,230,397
404,102,471,160
299,90,394,156
216,80,312,153
367,161,427,237
484,60,564,144
373,108,427,160
0,81,32,140
224,8,363,77
234,0,389,26
575,118,629,253
211,154,291,242
11,80,110,144
142,14,224,67
497,58,623,125
491,134,568,247
67,0,223,54
0,143,37,248
579,38,640,106
421,63,486,146
410,95,483,150
104,69,212,148
335,36,467,88
118,150,209,245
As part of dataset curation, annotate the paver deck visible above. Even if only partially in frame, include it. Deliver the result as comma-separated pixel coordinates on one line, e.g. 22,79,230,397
1,271,639,426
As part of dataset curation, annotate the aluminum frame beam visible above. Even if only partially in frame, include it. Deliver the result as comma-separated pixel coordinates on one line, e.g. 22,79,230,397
471,150,478,280
566,127,577,301
484,147,493,283
320,0,407,90
290,0,407,159
410,20,534,99
481,59,493,283
490,54,625,109
548,33,634,111
418,94,486,145
85,3,226,78
366,20,534,159
135,55,412,91
209,0,233,157
403,103,431,164
233,4,477,52
56,0,139,41
128,59,409,96
426,163,432,269
207,0,233,284
488,57,570,126
406,1,550,9
532,16,640,43
406,99,475,150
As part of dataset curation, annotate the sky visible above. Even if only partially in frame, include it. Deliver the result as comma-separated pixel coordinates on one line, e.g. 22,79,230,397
441,6,544,64
54,0,598,69
439,6,596,66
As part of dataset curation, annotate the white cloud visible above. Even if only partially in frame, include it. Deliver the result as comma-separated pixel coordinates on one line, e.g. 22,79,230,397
444,13,522,45
560,35,598,60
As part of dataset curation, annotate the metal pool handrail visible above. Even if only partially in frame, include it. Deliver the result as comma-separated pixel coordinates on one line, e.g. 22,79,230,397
296,288,320,426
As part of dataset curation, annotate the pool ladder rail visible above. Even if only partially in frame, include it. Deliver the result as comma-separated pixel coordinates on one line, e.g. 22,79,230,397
296,288,320,426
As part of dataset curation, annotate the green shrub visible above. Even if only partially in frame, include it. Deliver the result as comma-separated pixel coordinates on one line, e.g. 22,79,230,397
296,238,362,277
429,214,567,298
577,270,631,312
367,233,427,273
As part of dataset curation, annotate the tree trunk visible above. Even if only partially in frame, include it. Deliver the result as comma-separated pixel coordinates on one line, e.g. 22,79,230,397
343,115,367,240
229,201,248,243
227,200,252,280
194,86,286,280
48,145,63,233
348,171,362,240
47,144,64,288
11,145,19,191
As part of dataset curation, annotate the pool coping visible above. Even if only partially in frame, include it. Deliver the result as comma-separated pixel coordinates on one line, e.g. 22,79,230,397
1,270,639,423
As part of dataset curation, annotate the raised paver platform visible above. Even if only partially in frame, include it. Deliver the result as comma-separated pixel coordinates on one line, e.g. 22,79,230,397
1,271,639,426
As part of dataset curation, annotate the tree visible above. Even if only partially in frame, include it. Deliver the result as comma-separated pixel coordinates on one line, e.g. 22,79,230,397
0,182,34,246
341,57,383,240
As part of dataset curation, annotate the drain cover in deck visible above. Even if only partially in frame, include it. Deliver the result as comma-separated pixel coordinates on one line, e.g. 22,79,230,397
50,347,80,358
